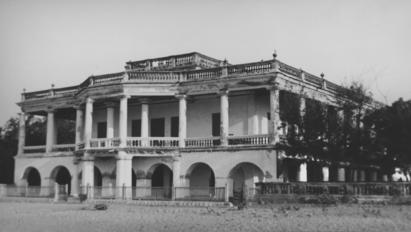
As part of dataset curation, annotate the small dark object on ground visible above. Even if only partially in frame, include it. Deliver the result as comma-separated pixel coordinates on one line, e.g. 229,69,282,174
94,204,108,210
79,194,87,203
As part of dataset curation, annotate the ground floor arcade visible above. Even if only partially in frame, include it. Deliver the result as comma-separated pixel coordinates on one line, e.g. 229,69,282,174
14,149,277,201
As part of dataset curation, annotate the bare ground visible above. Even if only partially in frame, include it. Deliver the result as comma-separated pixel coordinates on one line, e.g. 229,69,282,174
0,201,411,232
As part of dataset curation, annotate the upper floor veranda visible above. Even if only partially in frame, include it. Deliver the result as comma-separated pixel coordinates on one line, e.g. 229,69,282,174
16,51,382,157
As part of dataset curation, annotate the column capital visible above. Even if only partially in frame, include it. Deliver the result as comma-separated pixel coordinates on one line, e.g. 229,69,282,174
115,151,132,160
175,93,187,100
46,107,56,113
267,82,280,91
85,97,95,104
104,101,117,108
119,94,130,99
73,105,84,110
217,88,230,96
139,97,150,104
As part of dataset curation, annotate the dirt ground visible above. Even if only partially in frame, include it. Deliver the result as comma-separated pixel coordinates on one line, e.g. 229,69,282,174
0,201,411,232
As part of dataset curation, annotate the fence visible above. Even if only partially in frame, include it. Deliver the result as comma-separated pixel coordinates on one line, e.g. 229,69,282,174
174,187,226,201
252,182,411,198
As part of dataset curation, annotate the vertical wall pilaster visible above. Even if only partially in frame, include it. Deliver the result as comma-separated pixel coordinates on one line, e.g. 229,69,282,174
269,83,280,144
219,90,229,146
322,166,329,182
119,96,128,147
298,162,307,182
46,109,55,153
17,112,26,155
140,98,149,146
115,151,132,199
177,95,187,147
81,155,94,198
84,98,94,148
106,105,115,139
75,107,83,150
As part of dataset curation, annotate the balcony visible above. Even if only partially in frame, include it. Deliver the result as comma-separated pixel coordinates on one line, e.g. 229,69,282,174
81,134,272,151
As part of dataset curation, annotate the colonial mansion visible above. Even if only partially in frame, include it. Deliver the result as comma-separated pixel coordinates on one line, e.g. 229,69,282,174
14,51,380,201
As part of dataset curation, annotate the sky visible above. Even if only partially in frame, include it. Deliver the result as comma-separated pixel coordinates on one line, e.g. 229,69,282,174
0,0,410,126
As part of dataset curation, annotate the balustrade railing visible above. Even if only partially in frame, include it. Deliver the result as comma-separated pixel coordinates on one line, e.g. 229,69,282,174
227,60,273,75
23,145,46,154
127,71,180,82
148,137,179,148
92,73,124,86
89,138,121,149
304,72,323,88
278,61,302,77
185,137,221,148
51,144,76,152
227,134,270,146
254,182,411,196
185,68,222,81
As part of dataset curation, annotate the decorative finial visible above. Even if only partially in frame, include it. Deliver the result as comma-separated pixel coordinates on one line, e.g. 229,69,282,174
273,50,277,59
51,84,55,89
223,59,228,65
320,73,324,78
23,88,26,93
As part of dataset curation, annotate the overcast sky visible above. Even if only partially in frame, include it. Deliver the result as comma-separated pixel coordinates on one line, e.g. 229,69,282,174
1,0,410,126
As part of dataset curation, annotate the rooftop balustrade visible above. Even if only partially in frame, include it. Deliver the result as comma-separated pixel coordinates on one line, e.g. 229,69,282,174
21,59,343,101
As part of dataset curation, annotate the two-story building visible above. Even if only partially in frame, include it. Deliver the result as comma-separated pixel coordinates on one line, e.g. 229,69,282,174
14,51,369,200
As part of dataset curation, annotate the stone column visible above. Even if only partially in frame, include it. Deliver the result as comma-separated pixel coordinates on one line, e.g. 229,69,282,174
172,156,181,199
298,162,307,182
71,158,80,197
106,103,115,139
322,166,329,182
352,169,358,182
84,98,94,148
269,83,280,144
119,96,128,147
370,170,378,182
359,170,366,182
177,95,187,148
337,167,346,182
299,97,306,132
46,109,55,153
75,107,83,150
140,99,149,146
81,156,94,198
115,151,132,199
220,90,229,146
17,112,26,155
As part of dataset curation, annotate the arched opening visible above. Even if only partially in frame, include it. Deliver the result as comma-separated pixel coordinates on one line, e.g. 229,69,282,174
50,166,71,194
23,167,41,186
307,162,323,182
228,162,264,199
147,164,173,199
187,163,215,188
94,166,102,187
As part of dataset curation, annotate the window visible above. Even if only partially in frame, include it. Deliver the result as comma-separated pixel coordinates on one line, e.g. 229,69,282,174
150,118,165,137
171,116,179,137
131,120,141,137
212,113,220,136
97,122,107,138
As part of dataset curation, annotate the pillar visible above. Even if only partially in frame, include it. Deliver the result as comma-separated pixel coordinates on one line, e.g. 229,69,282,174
299,97,306,132
220,90,229,146
46,109,55,153
352,169,358,182
71,159,80,197
322,166,329,182
74,107,83,150
269,83,280,144
172,157,181,199
141,99,149,146
337,167,346,182
81,156,94,198
298,162,307,182
17,112,26,155
106,104,115,139
115,152,132,199
370,170,378,182
84,98,94,148
119,96,128,147
359,170,366,182
178,95,187,147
